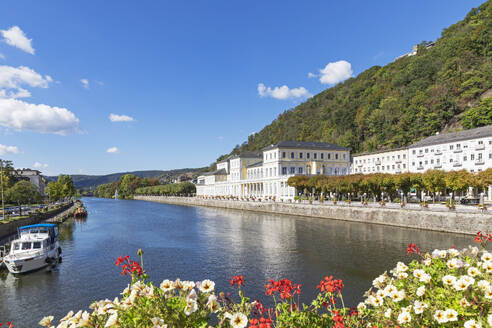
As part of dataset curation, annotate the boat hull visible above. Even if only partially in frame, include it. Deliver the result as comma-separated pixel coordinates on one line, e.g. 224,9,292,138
3,250,60,274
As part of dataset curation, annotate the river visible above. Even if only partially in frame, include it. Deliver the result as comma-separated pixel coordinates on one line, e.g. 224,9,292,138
0,197,475,326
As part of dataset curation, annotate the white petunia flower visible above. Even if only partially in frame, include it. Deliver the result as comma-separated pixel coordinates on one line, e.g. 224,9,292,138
389,289,405,302
422,258,432,266
160,279,174,293
384,308,392,318
39,316,54,327
482,261,492,273
416,285,426,297
396,262,408,272
376,289,387,298
199,279,215,293
420,273,431,283
151,317,168,328
448,248,460,257
413,269,425,279
485,286,492,299
372,274,386,288
397,311,411,324
467,267,481,277
384,284,397,295
368,295,383,307
460,297,471,307
184,299,198,315
481,252,492,262
444,309,458,322
442,275,457,285
413,300,428,314
447,258,461,269
104,312,118,327
477,280,490,291
433,310,447,324
206,294,220,313
357,302,366,310
488,314,492,326
229,312,248,328
464,319,482,328
182,281,195,291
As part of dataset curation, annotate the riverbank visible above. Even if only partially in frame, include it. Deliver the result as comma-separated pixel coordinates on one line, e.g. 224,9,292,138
134,196,492,235
0,202,75,242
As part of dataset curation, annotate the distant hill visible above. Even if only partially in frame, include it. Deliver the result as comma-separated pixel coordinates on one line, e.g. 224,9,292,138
46,168,206,189
222,1,492,160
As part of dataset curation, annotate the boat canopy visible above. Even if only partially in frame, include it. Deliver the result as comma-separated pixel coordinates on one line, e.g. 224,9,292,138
19,224,56,230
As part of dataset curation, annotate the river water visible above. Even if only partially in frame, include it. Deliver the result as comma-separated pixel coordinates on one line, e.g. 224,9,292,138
0,197,475,326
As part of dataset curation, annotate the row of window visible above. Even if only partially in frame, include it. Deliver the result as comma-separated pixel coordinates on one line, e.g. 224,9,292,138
412,153,489,166
354,163,407,173
247,166,348,179
354,154,406,165
412,139,492,155
280,151,346,161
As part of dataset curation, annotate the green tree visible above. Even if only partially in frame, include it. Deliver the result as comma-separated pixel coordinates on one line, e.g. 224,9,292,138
422,170,446,203
444,170,473,200
45,181,63,201
6,180,41,216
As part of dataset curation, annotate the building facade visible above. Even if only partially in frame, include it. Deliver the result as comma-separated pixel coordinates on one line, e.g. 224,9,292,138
196,141,351,200
15,169,46,195
351,148,408,174
350,125,492,199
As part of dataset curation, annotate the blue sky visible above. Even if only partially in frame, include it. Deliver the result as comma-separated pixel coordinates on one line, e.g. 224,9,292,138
0,0,485,176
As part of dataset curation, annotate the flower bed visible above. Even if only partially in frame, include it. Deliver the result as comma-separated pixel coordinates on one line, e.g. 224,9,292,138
38,234,492,328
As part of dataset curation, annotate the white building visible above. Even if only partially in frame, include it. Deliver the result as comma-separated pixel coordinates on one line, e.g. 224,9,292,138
351,148,408,174
408,125,492,174
15,169,46,195
196,141,351,200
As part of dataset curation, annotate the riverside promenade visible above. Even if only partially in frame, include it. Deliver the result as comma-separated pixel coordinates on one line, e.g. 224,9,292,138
134,196,492,235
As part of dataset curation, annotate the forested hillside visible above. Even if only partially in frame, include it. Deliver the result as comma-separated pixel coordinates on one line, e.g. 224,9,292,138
228,1,492,158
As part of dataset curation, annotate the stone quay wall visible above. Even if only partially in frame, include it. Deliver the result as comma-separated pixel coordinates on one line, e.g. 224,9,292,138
0,202,74,241
134,196,492,235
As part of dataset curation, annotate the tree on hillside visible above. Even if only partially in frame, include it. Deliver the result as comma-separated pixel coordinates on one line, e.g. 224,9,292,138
6,180,41,216
462,98,492,129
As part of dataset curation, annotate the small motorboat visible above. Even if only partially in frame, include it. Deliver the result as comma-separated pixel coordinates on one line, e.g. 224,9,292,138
74,206,88,218
3,224,62,274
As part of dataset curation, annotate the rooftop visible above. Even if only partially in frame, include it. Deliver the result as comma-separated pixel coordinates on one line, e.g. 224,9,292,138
229,151,262,159
262,140,350,151
409,125,492,148
352,147,408,158
247,161,264,168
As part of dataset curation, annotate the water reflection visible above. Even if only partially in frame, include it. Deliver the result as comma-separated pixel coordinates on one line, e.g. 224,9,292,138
0,198,478,326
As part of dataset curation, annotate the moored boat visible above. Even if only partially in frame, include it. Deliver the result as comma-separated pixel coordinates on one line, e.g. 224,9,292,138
3,224,62,274
74,206,88,218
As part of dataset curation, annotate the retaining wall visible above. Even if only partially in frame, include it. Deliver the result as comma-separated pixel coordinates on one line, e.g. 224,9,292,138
134,196,492,235
0,203,73,240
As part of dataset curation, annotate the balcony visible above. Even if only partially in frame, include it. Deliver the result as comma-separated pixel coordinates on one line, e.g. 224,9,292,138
453,162,462,167
475,144,485,150
417,154,424,158
375,160,381,165
417,166,424,170
434,164,442,169
395,159,402,163
435,151,442,155
475,159,485,165
453,149,462,153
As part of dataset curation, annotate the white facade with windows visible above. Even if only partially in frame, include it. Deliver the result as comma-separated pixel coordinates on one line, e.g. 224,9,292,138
351,148,408,174
351,126,492,175
408,126,492,174
196,141,351,200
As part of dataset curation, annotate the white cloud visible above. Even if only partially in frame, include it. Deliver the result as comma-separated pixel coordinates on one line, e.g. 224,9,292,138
0,65,52,99
80,78,89,89
257,83,311,100
0,26,35,54
0,98,80,135
318,60,353,85
217,136,224,141
307,72,317,78
106,147,119,154
33,161,48,169
0,144,20,155
0,53,4,60
109,113,134,122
